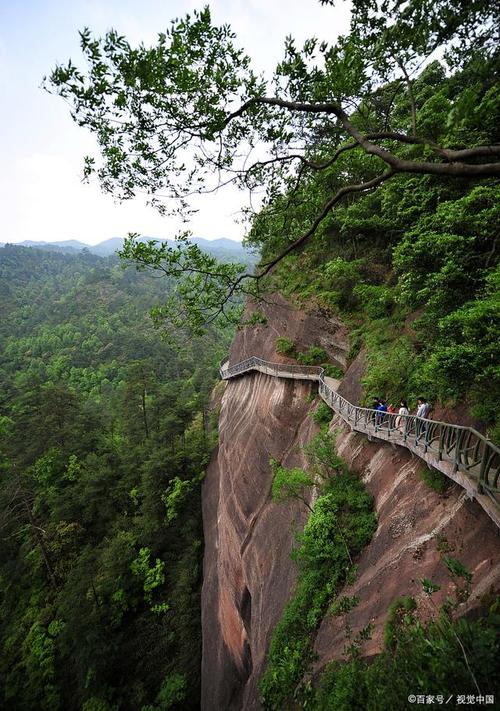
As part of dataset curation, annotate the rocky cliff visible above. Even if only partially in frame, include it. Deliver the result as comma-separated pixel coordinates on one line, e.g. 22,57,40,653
201,297,500,709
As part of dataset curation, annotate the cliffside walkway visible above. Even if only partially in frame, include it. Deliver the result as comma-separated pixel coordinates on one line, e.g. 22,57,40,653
220,356,500,529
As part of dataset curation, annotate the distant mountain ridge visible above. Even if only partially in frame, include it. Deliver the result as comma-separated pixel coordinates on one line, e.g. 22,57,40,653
0,236,249,258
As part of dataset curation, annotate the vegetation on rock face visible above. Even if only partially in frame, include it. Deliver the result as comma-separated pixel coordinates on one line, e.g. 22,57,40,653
297,346,329,366
0,246,231,711
311,402,334,427
271,459,314,511
267,429,499,709
275,339,343,377
313,589,500,710
308,605,500,711
419,464,451,495
263,433,377,708
275,336,297,357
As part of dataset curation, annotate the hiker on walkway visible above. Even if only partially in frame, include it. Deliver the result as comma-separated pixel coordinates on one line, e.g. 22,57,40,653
395,399,409,431
376,399,388,426
417,397,431,419
416,397,431,440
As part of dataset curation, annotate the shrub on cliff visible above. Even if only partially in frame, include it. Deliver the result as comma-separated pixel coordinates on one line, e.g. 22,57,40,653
292,473,376,576
259,469,376,709
275,336,297,357
419,465,450,495
311,402,334,427
314,597,500,710
322,364,344,379
271,459,314,511
297,346,329,366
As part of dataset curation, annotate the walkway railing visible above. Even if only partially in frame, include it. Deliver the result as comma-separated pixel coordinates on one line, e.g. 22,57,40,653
220,356,500,528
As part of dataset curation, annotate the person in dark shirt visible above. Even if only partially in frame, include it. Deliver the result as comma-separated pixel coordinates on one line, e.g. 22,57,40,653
376,399,388,426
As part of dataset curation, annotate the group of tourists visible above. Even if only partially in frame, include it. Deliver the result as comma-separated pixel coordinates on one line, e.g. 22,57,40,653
371,396,432,431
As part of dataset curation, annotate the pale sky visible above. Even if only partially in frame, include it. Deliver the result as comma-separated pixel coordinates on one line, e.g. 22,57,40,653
1,0,351,245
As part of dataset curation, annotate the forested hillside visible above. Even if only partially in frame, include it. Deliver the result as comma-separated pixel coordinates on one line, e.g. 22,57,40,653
0,246,231,711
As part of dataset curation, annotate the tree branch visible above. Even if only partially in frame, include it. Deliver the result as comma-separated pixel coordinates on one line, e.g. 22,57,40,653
224,97,500,177
365,133,500,163
396,59,418,137
244,141,360,174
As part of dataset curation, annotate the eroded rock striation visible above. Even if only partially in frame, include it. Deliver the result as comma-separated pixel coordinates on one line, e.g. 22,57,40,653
201,297,500,709
314,418,500,669
201,371,317,710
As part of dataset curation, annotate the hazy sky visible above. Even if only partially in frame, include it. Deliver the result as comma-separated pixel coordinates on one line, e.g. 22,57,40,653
1,0,350,244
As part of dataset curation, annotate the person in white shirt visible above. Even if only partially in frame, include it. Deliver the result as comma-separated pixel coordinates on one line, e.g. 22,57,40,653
395,399,409,430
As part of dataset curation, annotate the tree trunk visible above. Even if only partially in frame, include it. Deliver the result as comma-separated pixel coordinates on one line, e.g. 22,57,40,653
23,494,57,589
142,386,149,440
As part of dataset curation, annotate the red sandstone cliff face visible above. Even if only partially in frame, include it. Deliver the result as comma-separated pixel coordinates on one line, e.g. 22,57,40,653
201,298,500,710
313,418,500,669
201,296,344,710
228,293,349,368
201,372,318,710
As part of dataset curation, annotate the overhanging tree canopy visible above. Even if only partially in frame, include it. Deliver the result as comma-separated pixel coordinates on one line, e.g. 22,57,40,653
46,1,499,330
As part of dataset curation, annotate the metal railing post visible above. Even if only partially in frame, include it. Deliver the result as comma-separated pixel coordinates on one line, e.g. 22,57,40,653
477,440,488,495
454,429,464,472
438,424,444,461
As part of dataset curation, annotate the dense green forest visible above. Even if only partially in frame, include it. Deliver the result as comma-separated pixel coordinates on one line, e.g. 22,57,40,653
0,246,231,711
